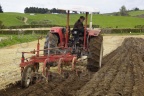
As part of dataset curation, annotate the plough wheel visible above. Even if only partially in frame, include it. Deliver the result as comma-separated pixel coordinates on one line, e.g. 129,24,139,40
21,65,35,88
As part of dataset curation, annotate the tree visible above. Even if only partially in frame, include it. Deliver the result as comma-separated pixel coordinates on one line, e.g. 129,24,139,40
24,7,49,13
120,5,128,16
0,5,3,13
133,7,139,11
24,7,29,13
50,8,57,13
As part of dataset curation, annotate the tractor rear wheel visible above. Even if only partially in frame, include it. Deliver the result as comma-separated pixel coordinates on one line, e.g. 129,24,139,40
87,34,103,72
44,33,59,55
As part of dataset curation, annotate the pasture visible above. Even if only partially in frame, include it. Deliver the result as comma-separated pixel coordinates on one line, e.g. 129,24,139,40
0,12,144,28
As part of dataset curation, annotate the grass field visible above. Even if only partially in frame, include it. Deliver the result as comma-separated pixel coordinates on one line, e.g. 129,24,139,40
0,12,144,28
128,10,144,16
0,34,44,48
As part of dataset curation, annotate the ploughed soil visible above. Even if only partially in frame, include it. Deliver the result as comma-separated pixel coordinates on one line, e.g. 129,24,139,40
77,37,144,96
1,37,144,96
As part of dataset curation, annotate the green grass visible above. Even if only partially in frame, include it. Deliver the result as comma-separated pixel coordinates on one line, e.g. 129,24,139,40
94,15,144,28
0,12,144,28
0,34,43,48
0,12,25,26
128,10,144,16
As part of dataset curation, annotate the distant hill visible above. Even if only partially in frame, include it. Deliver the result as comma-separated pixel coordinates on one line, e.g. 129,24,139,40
103,10,144,17
128,10,144,16
0,12,144,28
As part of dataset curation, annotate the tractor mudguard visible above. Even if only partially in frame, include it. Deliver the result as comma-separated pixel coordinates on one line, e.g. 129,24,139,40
88,29,101,36
50,27,66,46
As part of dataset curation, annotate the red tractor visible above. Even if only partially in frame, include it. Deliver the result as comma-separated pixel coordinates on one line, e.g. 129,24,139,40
20,7,103,88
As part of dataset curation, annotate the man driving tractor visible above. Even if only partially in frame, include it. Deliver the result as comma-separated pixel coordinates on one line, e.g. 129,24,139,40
71,16,85,54
73,16,85,35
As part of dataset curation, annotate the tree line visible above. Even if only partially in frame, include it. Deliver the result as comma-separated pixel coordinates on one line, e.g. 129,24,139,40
0,4,142,16
0,5,3,13
24,7,66,14
114,5,140,16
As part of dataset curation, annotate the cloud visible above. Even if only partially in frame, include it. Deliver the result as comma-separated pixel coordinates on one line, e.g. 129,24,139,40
0,0,144,13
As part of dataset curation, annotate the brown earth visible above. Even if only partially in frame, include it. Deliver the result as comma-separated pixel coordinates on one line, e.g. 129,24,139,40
77,37,144,96
0,38,45,90
1,36,144,96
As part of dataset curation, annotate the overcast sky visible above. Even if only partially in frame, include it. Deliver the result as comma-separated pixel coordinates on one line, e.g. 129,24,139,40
0,0,144,13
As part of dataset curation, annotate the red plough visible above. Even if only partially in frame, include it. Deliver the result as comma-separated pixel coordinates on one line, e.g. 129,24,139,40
20,38,78,87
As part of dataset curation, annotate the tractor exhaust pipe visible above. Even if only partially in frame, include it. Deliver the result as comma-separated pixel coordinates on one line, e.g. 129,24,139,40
89,13,93,29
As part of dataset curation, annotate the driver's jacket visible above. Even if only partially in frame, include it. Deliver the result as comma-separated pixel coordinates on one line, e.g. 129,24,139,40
73,19,84,33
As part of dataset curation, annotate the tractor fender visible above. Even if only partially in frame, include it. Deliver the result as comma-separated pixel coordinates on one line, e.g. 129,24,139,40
87,29,101,36
50,27,65,46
